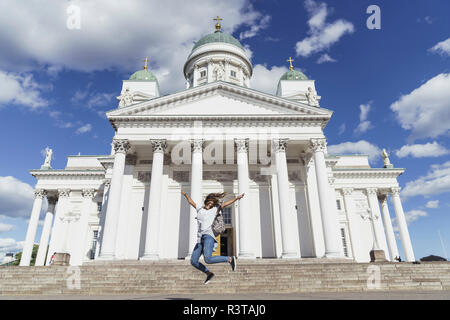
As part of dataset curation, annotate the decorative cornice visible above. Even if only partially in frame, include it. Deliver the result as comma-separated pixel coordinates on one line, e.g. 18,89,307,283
30,170,105,178
332,168,405,179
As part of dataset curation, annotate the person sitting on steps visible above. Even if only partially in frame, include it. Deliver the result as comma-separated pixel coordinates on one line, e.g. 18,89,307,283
181,191,244,284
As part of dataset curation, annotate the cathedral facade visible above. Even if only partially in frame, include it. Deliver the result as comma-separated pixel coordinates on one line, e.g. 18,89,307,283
20,22,415,266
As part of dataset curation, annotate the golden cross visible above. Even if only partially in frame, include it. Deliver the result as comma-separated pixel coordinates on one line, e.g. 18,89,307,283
143,57,149,70
287,57,294,70
213,16,223,31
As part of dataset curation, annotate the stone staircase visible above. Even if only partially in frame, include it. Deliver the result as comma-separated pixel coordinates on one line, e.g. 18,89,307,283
1,259,449,296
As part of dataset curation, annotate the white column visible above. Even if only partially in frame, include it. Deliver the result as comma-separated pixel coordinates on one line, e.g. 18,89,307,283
35,196,57,266
72,189,95,266
207,59,213,83
341,188,358,260
98,139,130,260
46,189,70,265
186,139,204,259
141,139,167,260
235,139,255,258
95,180,110,259
378,194,399,261
193,64,199,87
20,189,46,266
310,139,342,257
273,139,298,258
391,187,415,261
366,188,384,251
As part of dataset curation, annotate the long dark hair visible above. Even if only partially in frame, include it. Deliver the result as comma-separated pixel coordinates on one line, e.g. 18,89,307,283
204,192,226,207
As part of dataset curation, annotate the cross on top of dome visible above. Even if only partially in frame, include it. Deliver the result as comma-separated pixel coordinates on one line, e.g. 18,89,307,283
213,16,223,32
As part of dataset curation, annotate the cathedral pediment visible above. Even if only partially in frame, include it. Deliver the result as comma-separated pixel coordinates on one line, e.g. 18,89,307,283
107,81,332,119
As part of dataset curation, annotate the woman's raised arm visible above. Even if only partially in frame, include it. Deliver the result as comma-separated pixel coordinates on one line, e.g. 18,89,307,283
221,193,244,209
181,190,197,209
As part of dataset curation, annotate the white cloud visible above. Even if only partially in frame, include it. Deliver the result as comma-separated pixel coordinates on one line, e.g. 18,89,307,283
338,123,346,135
425,200,439,208
0,0,264,94
239,15,271,40
327,140,381,163
390,73,450,140
0,238,23,263
0,176,35,219
0,70,49,109
404,210,428,225
402,161,450,198
75,123,92,135
429,38,450,56
295,0,354,57
251,64,289,94
0,223,13,233
354,102,373,134
395,141,449,158
316,53,337,64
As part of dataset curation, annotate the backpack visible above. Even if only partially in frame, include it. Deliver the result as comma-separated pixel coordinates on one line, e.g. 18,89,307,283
212,205,226,237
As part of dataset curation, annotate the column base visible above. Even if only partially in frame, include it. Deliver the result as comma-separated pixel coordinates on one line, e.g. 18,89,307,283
96,253,115,261
323,252,344,258
370,250,387,262
140,254,160,261
238,252,256,259
52,253,71,266
281,253,300,259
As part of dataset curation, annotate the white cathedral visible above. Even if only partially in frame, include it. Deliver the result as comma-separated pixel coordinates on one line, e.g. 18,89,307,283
20,20,416,267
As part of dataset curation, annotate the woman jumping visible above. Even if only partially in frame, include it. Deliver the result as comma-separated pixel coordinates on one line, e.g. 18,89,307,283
181,191,244,284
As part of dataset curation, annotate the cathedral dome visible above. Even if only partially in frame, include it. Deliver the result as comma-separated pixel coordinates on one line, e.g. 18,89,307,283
191,30,245,52
279,69,308,81
129,68,158,82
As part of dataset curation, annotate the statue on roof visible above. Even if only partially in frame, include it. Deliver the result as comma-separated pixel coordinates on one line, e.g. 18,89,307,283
41,147,53,169
117,87,134,108
382,148,393,168
306,87,319,107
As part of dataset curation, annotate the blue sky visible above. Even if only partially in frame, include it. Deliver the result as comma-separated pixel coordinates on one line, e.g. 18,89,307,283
0,0,449,262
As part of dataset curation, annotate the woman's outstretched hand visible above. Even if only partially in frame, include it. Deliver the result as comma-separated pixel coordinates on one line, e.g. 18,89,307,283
181,190,187,196
236,193,245,200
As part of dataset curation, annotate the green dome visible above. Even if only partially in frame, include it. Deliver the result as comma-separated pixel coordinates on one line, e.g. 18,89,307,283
129,69,158,81
279,69,308,81
192,31,245,52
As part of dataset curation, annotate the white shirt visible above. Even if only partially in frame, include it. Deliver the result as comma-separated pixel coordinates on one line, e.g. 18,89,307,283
196,205,219,244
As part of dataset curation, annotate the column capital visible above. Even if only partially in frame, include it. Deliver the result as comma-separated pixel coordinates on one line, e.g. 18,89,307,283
234,138,249,153
366,187,378,196
112,139,131,154
58,188,71,197
190,139,205,153
310,138,327,153
34,189,47,199
342,187,354,196
82,188,96,198
272,138,289,153
103,179,111,189
391,187,401,196
47,196,58,206
150,139,167,153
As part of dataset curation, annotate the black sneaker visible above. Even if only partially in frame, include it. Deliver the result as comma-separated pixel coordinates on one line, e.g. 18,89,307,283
230,256,237,271
204,272,215,285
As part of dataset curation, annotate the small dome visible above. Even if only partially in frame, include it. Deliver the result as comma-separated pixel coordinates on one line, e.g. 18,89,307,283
279,69,308,81
129,69,158,81
191,31,245,52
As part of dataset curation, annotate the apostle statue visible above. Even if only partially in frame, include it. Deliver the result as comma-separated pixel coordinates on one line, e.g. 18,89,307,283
117,88,134,107
214,62,225,81
305,87,319,107
42,147,53,169
382,148,392,168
